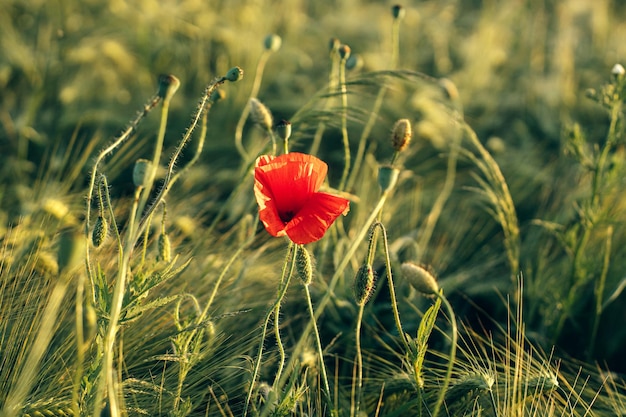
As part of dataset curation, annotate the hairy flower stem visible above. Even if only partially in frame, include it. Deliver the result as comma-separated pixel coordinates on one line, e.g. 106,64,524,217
555,100,621,342
373,222,410,351
431,292,458,417
274,187,394,401
235,50,273,161
589,226,613,359
244,242,297,416
93,75,230,417
310,48,341,156
338,56,351,191
303,282,334,414
84,94,161,287
354,304,365,416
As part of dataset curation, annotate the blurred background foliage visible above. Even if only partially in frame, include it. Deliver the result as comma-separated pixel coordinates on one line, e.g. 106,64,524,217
2,0,626,381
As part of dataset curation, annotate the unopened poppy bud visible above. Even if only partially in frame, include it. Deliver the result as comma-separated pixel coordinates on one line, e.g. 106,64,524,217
338,44,351,60
401,262,439,295
296,246,314,285
391,118,412,152
612,63,625,80
354,264,376,306
157,74,181,102
250,98,273,132
133,159,152,189
378,165,400,192
57,227,85,277
275,120,292,142
392,4,405,20
158,232,172,262
92,215,108,248
225,66,244,82
264,34,282,52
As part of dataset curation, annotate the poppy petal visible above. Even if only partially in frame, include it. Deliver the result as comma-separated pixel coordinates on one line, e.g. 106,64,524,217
254,153,328,219
284,192,350,244
254,179,287,237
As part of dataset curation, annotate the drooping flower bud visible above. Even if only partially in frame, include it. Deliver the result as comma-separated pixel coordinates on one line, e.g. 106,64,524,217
92,215,108,248
401,262,439,295
354,264,376,306
296,246,314,285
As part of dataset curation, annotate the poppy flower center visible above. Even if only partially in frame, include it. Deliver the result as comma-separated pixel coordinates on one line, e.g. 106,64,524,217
279,210,296,223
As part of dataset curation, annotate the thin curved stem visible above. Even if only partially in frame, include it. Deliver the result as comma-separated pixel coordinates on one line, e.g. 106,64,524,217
244,242,296,416
354,304,365,417
338,57,351,191
303,283,334,414
431,292,457,417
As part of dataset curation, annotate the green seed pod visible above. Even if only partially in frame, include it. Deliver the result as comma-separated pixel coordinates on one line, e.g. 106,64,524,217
296,246,313,286
158,232,172,263
92,215,108,248
263,34,282,52
377,165,400,192
225,66,244,82
132,159,152,189
275,119,292,142
391,118,412,152
338,44,351,60
353,264,376,306
157,74,181,102
401,262,439,295
392,4,406,20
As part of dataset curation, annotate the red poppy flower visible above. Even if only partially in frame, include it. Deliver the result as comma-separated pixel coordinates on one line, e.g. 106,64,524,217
254,153,350,244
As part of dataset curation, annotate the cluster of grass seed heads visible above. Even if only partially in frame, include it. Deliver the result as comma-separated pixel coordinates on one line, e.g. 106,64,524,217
391,118,412,152
250,98,273,132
